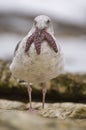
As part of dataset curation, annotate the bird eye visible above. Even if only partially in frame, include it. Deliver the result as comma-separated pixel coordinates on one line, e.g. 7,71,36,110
46,20,50,24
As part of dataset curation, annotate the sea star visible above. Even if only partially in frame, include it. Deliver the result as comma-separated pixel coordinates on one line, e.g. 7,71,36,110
25,27,58,54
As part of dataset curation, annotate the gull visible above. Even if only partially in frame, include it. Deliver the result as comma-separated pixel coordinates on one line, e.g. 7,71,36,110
10,15,64,111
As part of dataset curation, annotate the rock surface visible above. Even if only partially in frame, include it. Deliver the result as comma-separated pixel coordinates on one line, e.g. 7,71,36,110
0,100,86,130
0,99,86,119
1,110,86,130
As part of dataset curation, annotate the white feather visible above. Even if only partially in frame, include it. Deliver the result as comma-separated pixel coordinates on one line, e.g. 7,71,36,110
10,15,64,84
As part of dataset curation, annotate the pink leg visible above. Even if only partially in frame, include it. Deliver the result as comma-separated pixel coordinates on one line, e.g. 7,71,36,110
42,82,47,109
27,83,36,112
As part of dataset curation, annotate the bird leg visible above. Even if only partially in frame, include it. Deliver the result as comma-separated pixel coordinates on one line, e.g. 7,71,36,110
27,83,34,111
42,82,47,108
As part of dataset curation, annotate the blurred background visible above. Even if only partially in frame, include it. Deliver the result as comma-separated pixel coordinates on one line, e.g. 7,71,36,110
0,0,86,73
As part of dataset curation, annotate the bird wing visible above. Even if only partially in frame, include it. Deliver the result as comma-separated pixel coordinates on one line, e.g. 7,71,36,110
14,41,21,56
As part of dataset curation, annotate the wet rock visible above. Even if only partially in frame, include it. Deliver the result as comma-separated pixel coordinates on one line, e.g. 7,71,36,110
0,99,86,119
0,99,27,110
0,100,86,130
40,103,86,119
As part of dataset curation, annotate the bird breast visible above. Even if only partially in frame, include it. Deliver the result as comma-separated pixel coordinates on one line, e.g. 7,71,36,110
10,37,64,83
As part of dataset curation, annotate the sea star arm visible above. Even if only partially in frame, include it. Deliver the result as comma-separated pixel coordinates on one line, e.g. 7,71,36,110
25,33,35,52
34,29,45,55
34,36,41,55
44,31,58,53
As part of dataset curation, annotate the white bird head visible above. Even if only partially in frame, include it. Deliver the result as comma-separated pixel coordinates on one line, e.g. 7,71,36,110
33,15,54,34
25,15,57,54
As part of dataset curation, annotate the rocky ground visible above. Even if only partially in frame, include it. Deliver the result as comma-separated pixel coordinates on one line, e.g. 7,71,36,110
0,60,86,130
0,100,86,130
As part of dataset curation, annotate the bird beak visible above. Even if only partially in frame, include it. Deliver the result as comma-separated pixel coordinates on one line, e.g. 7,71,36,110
36,22,47,31
36,26,47,35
